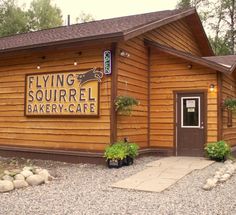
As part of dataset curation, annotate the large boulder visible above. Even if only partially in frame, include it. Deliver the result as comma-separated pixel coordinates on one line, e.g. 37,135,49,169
20,170,33,178
0,180,14,192
26,175,44,186
38,169,50,182
13,180,28,189
2,175,14,181
14,174,25,180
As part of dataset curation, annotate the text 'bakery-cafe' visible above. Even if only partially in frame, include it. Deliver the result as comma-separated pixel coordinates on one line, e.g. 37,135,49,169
0,8,236,162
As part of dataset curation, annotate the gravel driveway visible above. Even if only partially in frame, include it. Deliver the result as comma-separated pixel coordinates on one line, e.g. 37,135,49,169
0,156,235,215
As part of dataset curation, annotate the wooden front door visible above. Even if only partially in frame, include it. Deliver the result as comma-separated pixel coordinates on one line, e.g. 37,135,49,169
176,92,206,156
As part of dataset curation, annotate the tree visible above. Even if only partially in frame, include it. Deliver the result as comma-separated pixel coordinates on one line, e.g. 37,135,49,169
76,11,95,23
0,0,28,37
27,0,63,31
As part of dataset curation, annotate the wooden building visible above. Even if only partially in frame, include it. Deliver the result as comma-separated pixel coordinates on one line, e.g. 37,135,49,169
0,8,235,162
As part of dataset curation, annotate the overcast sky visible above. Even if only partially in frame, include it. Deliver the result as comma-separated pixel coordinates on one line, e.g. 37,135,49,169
19,0,179,24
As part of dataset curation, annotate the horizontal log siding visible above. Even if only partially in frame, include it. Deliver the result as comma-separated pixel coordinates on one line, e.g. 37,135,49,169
0,44,111,151
116,37,149,147
144,19,201,56
150,50,218,148
222,73,236,146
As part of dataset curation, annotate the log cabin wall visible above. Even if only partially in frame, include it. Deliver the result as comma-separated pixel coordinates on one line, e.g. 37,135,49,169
116,18,205,149
149,50,218,150
116,37,149,148
144,18,202,56
0,43,112,152
221,73,236,146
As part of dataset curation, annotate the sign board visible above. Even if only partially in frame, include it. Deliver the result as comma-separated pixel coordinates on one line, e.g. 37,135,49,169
103,50,112,75
25,68,103,116
186,100,196,108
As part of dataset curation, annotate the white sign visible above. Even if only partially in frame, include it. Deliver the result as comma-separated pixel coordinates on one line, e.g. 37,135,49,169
186,100,196,108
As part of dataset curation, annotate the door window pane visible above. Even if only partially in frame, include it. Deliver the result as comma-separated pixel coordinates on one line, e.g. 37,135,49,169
181,97,200,127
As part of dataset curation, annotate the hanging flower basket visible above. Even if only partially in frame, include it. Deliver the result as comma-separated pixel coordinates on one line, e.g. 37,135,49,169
114,96,139,116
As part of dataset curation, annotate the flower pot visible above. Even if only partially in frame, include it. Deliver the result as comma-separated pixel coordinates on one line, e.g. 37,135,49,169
107,159,123,168
122,156,134,166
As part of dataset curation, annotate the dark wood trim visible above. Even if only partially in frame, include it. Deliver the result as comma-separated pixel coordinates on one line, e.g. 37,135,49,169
144,39,230,74
110,43,118,144
227,110,233,127
147,47,151,147
0,145,105,164
124,8,196,41
217,71,223,140
185,13,214,56
173,90,208,156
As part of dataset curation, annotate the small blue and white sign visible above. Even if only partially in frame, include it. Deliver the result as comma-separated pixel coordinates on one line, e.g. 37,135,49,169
103,50,112,75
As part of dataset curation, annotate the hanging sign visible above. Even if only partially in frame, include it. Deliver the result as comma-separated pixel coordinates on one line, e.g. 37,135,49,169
25,68,103,116
103,50,112,75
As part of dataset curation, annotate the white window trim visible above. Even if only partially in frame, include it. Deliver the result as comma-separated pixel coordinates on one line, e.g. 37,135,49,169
181,96,200,128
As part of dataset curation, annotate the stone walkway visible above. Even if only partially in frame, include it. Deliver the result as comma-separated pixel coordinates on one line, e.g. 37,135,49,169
112,156,214,192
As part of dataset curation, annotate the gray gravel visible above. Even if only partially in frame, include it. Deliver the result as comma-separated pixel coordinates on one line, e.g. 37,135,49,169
0,156,235,215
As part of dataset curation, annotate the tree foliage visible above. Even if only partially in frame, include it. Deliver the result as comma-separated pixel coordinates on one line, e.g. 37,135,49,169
0,0,63,37
0,0,28,37
28,0,63,31
176,0,236,55
76,11,94,23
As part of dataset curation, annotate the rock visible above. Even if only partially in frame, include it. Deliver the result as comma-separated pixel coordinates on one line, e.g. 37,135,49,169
23,166,34,172
0,180,14,192
38,169,50,182
203,183,212,191
2,175,14,182
3,170,10,175
219,173,231,182
224,160,233,165
20,170,33,178
14,174,25,180
34,168,43,174
203,178,217,190
26,175,44,186
13,180,28,189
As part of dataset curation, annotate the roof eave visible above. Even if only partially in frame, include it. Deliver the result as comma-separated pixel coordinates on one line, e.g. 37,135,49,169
0,32,124,54
144,39,229,73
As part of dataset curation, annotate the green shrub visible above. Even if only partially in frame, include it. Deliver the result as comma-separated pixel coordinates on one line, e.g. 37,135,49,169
104,142,128,161
204,140,232,161
127,143,139,158
104,141,139,160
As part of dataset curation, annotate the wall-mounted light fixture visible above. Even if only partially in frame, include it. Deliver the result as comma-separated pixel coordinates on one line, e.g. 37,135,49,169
209,84,215,92
187,64,192,69
73,60,78,66
120,50,130,58
36,56,46,70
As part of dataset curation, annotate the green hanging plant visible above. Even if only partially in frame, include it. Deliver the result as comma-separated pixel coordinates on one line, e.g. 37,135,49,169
224,98,236,111
115,96,139,116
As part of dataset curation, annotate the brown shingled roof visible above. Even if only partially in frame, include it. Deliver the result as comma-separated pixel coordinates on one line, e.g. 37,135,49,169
0,8,195,52
203,55,236,68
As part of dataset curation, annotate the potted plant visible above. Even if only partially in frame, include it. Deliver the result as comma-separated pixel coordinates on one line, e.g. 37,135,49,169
104,142,128,168
115,96,139,116
104,141,139,168
204,140,232,162
123,142,139,166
